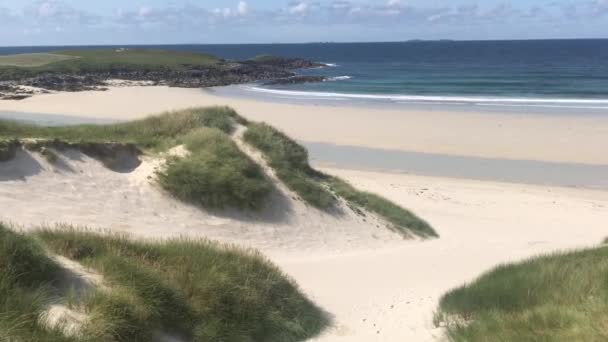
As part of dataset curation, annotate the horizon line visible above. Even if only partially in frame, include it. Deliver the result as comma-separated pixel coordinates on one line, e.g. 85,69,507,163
2,37,608,49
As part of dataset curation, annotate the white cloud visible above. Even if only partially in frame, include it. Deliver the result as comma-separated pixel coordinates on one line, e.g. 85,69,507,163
138,7,152,17
7,0,608,42
37,2,58,17
237,1,249,16
289,2,309,15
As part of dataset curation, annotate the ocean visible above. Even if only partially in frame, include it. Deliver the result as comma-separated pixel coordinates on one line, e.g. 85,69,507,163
2,39,608,111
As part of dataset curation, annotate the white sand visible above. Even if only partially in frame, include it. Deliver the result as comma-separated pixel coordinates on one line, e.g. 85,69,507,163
1,87,608,341
1,86,607,165
280,168,608,342
0,147,402,253
2,148,607,341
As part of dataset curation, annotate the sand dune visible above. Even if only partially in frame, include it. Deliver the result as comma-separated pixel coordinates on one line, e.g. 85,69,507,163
277,168,608,341
2,145,607,341
0,146,402,253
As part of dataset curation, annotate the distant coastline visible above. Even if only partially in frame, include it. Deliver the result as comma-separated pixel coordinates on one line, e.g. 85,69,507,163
2,40,608,109
0,49,329,101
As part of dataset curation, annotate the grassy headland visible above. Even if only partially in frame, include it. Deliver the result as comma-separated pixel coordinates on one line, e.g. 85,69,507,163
0,49,221,74
436,246,608,341
0,48,323,100
244,122,436,238
0,53,78,68
0,222,327,341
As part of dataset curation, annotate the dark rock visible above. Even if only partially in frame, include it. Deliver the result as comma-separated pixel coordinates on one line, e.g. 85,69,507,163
0,55,324,99
1,94,30,100
264,75,327,86
0,140,19,162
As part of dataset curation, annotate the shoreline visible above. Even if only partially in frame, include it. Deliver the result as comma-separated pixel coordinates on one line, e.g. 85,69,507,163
2,95,608,189
215,84,608,116
0,85,607,166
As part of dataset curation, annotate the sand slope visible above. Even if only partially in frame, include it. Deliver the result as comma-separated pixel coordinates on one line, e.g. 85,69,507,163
276,168,608,341
0,146,402,253
2,148,608,341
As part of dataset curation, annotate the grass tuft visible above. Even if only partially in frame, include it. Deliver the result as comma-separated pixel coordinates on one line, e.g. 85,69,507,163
0,223,74,341
244,122,437,237
0,106,239,151
0,222,329,341
36,227,329,342
436,247,608,341
157,127,272,210
1,107,270,210
244,122,336,209
325,177,437,238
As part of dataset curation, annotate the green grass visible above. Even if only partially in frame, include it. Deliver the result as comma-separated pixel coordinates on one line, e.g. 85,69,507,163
157,128,272,210
436,247,608,341
36,227,329,342
0,222,328,341
0,53,78,67
244,122,437,238
0,223,75,341
244,123,336,210
1,107,272,210
0,106,238,151
326,177,437,238
0,49,221,76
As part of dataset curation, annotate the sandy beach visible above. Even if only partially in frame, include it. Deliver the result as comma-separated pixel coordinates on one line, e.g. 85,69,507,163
1,86,607,165
1,87,608,341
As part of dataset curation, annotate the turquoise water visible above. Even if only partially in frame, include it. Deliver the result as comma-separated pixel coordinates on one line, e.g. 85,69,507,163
3,40,608,110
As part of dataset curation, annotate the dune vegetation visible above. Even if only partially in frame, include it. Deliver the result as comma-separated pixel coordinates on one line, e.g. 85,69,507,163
158,127,271,210
325,177,437,238
0,223,73,341
0,107,272,210
0,223,328,341
244,122,336,210
244,122,436,238
0,106,238,149
435,246,608,341
0,106,436,237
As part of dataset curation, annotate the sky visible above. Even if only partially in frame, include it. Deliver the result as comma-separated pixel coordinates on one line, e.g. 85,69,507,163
0,0,607,46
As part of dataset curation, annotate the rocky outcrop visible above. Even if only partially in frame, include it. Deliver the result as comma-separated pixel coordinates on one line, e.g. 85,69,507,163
0,140,19,162
264,75,327,86
0,56,328,100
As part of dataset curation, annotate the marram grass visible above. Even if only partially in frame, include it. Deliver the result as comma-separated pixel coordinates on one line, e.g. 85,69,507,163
436,246,608,341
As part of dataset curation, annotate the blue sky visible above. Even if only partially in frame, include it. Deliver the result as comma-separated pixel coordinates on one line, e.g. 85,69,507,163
0,0,607,46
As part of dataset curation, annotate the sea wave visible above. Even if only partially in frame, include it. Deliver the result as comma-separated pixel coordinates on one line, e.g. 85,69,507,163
322,63,338,67
245,86,608,109
326,76,352,81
